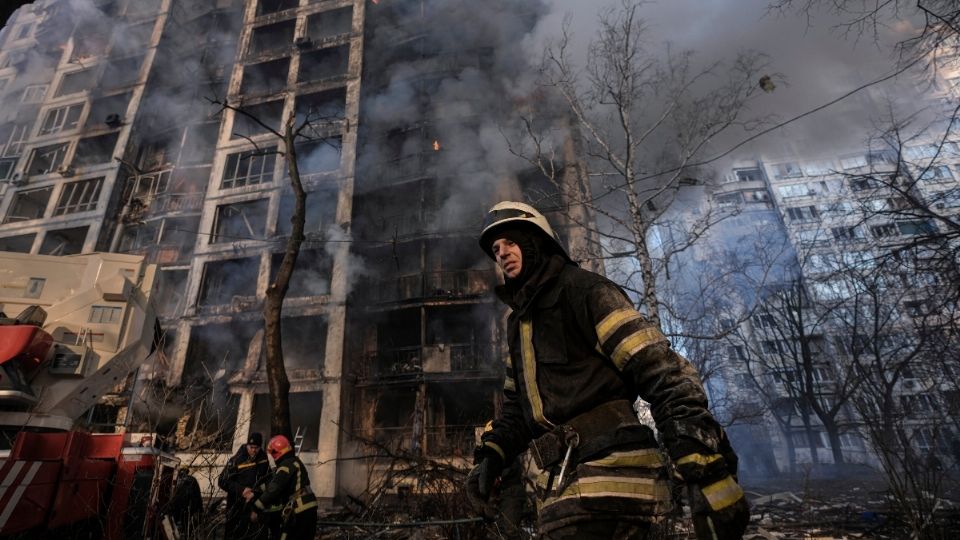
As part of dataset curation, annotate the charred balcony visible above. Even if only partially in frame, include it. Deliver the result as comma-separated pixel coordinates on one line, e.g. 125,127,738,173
356,381,496,458
356,304,500,385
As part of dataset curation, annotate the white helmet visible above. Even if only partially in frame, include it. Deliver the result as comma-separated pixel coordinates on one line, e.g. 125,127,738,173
479,201,570,261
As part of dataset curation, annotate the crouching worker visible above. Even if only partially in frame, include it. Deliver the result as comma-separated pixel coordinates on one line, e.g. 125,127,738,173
465,201,750,539
244,435,318,540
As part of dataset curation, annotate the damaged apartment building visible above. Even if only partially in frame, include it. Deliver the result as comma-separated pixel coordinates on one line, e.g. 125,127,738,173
0,0,597,503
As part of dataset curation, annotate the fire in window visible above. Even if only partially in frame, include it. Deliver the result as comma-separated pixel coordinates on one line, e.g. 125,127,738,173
54,177,104,215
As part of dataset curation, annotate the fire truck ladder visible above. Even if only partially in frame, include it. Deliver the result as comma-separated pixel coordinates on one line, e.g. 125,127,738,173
293,426,305,455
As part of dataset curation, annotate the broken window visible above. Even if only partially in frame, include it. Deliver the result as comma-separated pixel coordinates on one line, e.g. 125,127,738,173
279,316,328,369
74,134,119,167
294,87,346,134
40,226,88,255
3,187,52,223
101,55,144,89
179,122,219,164
427,382,495,456
251,391,322,451
269,250,333,297
71,23,110,61
231,100,283,140
197,256,260,307
183,320,259,382
277,187,338,237
20,84,48,103
0,124,29,157
425,305,493,371
119,220,160,252
306,7,353,43
297,137,341,174
124,169,170,203
39,103,84,135
56,69,97,97
211,199,268,243
26,142,69,175
257,0,297,16
86,92,130,129
222,148,276,189
53,177,103,215
297,45,349,83
240,57,290,95
0,234,35,253
155,269,188,318
249,20,295,56
375,309,422,375
0,158,16,180
734,168,764,182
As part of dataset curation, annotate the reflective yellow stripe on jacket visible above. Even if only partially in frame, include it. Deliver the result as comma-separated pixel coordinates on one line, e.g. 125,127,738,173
520,319,555,429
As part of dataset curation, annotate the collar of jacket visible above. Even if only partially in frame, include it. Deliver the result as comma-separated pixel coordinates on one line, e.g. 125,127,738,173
495,254,568,315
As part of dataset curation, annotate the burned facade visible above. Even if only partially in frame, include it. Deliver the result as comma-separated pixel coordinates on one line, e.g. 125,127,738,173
0,0,596,504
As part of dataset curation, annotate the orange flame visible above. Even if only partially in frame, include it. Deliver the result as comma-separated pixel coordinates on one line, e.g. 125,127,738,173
432,140,440,151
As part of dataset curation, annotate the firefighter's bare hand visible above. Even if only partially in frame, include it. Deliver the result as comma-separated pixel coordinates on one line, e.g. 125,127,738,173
250,511,259,523
242,487,255,501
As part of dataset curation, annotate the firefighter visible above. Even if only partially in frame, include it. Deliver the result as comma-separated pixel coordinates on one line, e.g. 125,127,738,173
218,432,270,539
465,201,750,539
244,435,318,540
165,465,204,538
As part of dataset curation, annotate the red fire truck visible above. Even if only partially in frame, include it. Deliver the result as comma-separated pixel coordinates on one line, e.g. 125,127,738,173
0,251,176,539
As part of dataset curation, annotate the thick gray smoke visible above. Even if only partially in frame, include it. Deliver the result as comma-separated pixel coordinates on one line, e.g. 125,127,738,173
532,0,926,161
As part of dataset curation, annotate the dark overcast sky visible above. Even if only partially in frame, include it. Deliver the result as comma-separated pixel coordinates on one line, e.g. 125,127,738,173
528,0,925,163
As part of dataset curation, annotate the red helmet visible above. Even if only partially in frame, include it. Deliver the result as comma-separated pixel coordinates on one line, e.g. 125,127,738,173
267,435,292,460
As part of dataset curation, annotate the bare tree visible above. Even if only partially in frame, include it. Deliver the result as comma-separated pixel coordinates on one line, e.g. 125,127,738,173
216,100,342,440
768,0,960,65
509,0,771,326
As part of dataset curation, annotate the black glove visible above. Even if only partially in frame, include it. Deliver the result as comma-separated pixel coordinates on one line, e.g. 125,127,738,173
464,446,504,521
677,451,750,540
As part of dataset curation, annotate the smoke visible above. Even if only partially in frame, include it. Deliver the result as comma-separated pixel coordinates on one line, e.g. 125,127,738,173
530,0,927,160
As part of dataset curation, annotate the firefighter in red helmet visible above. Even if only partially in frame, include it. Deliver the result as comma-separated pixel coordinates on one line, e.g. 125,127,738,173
243,435,318,540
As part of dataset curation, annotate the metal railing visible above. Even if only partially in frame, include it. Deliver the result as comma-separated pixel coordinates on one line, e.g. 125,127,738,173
360,342,495,379
371,269,494,303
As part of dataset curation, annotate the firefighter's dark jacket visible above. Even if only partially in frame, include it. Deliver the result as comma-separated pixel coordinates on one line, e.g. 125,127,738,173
218,447,270,503
253,452,318,515
482,255,724,465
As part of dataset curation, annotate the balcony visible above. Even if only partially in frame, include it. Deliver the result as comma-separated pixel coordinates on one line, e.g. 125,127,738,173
369,269,494,304
369,425,477,458
358,342,497,382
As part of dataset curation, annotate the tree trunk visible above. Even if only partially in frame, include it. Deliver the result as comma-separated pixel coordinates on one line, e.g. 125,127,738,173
262,118,306,441
823,418,845,464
